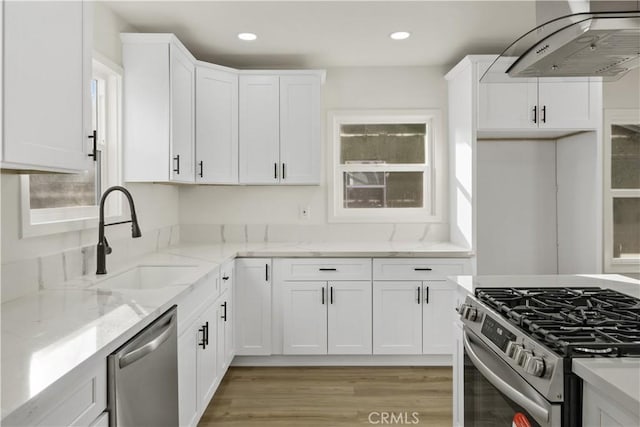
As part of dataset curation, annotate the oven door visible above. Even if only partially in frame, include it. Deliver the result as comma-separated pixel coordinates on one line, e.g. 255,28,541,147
463,329,562,427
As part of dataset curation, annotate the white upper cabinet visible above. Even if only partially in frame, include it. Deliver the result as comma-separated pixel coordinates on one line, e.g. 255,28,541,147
474,56,602,135
122,34,195,183
239,75,281,184
2,0,93,172
196,65,239,184
239,73,322,185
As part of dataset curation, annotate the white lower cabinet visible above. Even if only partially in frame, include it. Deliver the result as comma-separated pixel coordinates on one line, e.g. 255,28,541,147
282,281,328,354
582,383,640,427
235,258,272,355
422,282,455,354
328,281,372,354
373,281,423,354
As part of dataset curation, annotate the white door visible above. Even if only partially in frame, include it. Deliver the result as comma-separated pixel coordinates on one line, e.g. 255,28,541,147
372,281,422,354
239,75,280,184
279,75,321,184
282,281,327,355
170,45,195,182
235,259,272,355
537,78,599,129
196,302,218,410
3,1,93,171
422,282,455,354
223,291,234,366
178,325,198,427
328,281,372,354
216,291,233,376
476,59,538,130
195,67,238,184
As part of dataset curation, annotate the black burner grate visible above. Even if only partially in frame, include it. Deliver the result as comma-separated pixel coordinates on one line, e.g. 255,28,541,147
475,287,640,357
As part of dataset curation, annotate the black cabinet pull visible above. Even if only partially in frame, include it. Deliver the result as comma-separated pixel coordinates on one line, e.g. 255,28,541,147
199,160,204,178
204,321,209,346
532,106,537,124
541,105,547,123
198,324,206,349
414,268,432,271
88,130,97,161
173,155,180,174
319,268,337,271
417,286,421,304
330,286,334,304
282,163,286,180
221,302,227,322
424,286,429,304
321,286,325,304
265,263,269,282
222,275,229,281
274,163,278,179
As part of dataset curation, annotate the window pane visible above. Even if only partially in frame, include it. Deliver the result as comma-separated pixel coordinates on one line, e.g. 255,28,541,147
341,123,425,164
611,124,640,189
343,171,423,208
613,197,640,259
29,166,97,209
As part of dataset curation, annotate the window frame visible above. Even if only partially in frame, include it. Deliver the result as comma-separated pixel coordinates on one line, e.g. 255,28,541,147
20,54,124,238
603,109,640,273
328,109,444,223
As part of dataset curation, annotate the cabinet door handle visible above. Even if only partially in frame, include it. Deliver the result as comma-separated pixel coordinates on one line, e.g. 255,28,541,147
424,286,429,304
173,155,180,174
198,324,206,349
265,263,269,282
319,268,337,271
204,321,209,346
88,130,97,161
541,105,546,123
330,286,334,304
282,163,286,180
274,162,278,179
532,106,537,124
199,160,204,178
221,302,227,322
222,275,229,281
322,286,325,305
414,268,432,271
417,286,421,304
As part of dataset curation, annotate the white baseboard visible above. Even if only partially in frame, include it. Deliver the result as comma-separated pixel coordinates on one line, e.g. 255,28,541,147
230,354,452,367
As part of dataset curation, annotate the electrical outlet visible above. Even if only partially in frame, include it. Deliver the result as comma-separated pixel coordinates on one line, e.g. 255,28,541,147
299,205,311,220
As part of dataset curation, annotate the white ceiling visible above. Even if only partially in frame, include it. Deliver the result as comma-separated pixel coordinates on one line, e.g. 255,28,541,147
104,0,536,69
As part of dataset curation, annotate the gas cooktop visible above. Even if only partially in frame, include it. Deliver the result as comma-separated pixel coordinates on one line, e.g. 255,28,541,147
475,287,640,357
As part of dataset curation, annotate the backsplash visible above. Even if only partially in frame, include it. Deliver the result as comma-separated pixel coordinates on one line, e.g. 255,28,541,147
180,223,448,244
1,224,179,303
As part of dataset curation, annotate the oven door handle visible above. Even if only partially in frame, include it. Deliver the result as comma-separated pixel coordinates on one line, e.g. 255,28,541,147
463,331,550,424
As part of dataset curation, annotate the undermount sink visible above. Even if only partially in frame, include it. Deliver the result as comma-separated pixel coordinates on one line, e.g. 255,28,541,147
93,265,200,290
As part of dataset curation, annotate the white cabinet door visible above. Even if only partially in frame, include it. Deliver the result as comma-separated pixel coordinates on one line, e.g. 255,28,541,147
328,281,372,355
216,290,233,376
279,75,321,184
239,75,280,184
452,321,464,427
195,67,238,184
235,258,272,355
282,281,328,355
538,78,599,129
223,290,234,366
373,281,422,355
3,0,93,172
196,303,219,413
178,324,198,427
170,44,195,182
422,282,455,354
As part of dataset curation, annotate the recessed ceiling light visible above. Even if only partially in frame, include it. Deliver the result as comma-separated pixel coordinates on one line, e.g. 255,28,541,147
390,31,411,40
238,32,257,41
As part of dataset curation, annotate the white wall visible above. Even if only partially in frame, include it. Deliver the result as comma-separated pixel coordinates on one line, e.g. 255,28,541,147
0,2,181,301
179,66,451,242
604,68,640,110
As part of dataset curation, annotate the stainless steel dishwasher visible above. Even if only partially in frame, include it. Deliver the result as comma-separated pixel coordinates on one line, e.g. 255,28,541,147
108,306,178,427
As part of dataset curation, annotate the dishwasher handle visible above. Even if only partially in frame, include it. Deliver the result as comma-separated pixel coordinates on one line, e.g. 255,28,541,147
119,310,176,369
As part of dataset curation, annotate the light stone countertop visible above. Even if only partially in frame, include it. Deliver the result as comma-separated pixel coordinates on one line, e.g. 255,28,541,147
1,240,471,422
448,274,640,416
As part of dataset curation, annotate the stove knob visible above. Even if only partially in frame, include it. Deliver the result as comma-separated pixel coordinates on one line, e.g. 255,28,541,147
510,344,524,361
456,304,470,318
524,356,546,377
505,341,518,358
519,350,533,367
466,307,479,322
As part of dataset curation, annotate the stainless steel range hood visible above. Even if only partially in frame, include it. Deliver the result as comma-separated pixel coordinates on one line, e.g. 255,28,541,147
482,0,640,82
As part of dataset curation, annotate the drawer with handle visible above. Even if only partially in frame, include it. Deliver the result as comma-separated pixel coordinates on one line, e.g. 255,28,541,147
278,258,372,281
373,258,468,281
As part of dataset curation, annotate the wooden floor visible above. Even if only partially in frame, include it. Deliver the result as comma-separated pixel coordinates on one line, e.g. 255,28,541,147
198,366,453,427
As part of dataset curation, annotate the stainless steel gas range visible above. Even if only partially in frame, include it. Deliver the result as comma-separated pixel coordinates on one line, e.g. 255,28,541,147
458,287,640,427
